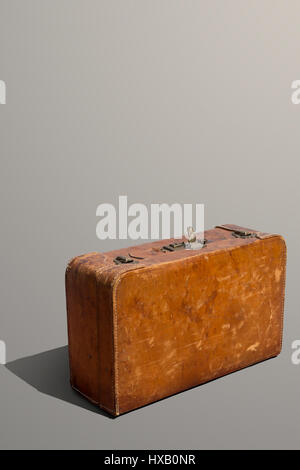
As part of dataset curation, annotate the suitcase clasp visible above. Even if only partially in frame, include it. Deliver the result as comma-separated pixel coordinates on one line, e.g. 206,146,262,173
113,255,135,265
160,241,186,252
232,230,257,239
160,228,207,252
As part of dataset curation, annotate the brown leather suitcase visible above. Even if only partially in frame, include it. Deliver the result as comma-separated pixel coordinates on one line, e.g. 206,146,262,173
65,224,286,416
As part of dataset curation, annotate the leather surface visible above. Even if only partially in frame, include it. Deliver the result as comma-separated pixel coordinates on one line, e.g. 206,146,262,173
65,225,286,416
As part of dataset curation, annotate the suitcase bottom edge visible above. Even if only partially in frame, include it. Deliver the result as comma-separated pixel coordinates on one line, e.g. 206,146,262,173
117,350,282,416
69,350,281,417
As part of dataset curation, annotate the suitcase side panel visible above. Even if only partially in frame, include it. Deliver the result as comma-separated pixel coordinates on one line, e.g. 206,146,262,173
66,254,116,415
113,236,286,415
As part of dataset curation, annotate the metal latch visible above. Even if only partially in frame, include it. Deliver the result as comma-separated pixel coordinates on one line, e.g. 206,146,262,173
160,228,208,253
231,230,258,239
160,241,185,252
113,255,135,265
113,253,144,265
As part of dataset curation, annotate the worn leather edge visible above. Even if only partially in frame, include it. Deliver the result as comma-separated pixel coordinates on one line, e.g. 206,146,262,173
277,236,287,354
112,275,121,416
86,263,145,416
66,256,147,417
112,234,287,415
65,254,98,393
114,352,280,416
66,254,119,415
109,265,145,416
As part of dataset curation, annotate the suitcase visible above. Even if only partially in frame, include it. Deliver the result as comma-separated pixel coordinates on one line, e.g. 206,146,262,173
65,224,286,416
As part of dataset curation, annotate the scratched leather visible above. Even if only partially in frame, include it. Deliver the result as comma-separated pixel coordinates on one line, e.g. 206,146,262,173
65,225,287,416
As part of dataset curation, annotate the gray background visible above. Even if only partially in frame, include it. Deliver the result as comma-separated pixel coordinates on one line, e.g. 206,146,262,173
0,0,299,449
